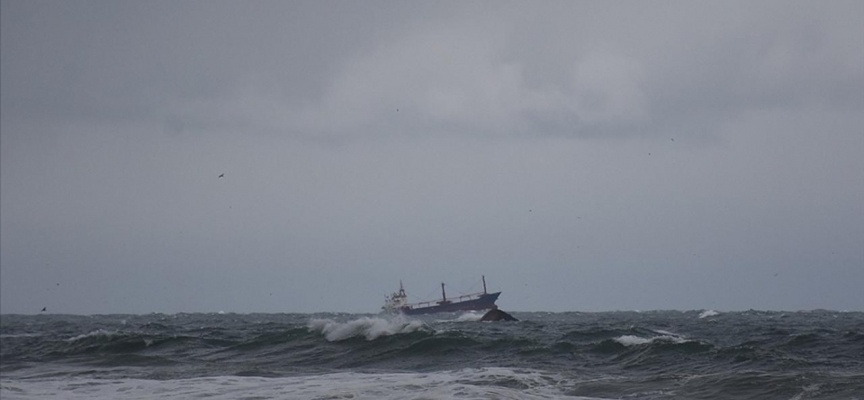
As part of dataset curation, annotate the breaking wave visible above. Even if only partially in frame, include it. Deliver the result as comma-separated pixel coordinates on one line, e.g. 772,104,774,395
0,368,578,400
456,311,484,322
307,316,429,341
613,334,687,346
66,329,123,342
3,311,862,399
699,310,720,319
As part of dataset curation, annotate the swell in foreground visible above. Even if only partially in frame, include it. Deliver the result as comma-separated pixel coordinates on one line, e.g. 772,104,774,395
1,310,863,399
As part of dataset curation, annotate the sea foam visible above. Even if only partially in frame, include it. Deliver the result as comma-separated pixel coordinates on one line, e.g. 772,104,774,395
699,310,719,319
65,329,122,342
456,311,484,322
0,368,578,400
614,333,687,346
307,316,427,341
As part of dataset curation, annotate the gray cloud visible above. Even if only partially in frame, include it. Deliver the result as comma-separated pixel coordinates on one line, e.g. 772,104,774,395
6,2,861,138
2,1,862,314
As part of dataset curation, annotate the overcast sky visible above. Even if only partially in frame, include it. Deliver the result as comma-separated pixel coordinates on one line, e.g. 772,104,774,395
2,1,862,314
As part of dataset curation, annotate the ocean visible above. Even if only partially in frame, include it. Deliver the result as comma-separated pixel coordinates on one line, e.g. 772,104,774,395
1,310,862,399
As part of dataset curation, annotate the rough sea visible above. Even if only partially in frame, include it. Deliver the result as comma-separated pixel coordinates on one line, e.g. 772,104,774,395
1,310,862,399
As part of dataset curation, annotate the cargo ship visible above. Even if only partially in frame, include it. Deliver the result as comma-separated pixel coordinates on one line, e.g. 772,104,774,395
382,276,501,315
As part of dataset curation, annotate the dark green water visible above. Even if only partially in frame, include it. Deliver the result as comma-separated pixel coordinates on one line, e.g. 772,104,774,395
2,310,862,399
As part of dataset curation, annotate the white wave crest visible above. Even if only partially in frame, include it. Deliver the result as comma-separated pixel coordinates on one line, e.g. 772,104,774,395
614,334,687,346
614,335,652,346
65,329,121,342
308,316,428,341
699,310,719,319
0,333,42,338
456,311,484,322
0,368,579,400
433,311,483,323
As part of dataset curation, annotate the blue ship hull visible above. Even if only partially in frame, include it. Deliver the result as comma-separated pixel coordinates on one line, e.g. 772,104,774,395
400,292,501,315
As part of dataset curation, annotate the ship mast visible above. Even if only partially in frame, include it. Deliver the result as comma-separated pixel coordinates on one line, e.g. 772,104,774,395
482,275,487,294
441,282,446,302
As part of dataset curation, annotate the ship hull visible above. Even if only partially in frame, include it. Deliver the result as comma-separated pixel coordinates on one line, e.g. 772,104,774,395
400,292,501,315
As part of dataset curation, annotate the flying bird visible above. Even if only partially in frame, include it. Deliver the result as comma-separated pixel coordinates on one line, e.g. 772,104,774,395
41,307,46,312
218,173,225,178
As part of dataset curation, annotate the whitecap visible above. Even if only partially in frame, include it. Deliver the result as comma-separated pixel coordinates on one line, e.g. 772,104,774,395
65,329,121,342
0,333,42,339
455,311,483,322
698,310,719,319
0,368,582,400
308,316,428,341
614,335,653,346
651,329,679,337
789,383,822,400
614,334,687,346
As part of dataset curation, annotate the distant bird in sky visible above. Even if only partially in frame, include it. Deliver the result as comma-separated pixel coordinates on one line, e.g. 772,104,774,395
41,307,46,312
218,173,225,178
